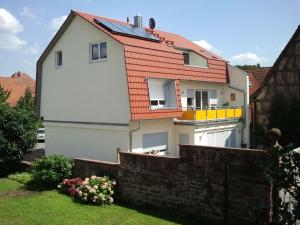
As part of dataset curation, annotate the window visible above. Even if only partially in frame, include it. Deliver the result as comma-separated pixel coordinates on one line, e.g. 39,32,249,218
90,41,107,62
55,51,62,68
148,78,177,109
181,50,208,68
186,89,218,110
183,52,190,65
231,93,236,101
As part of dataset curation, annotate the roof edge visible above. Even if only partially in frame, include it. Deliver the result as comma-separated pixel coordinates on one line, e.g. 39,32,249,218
252,24,300,99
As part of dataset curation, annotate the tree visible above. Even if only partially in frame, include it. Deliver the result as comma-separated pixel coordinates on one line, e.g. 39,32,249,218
0,104,39,162
236,64,261,70
16,87,35,112
0,84,11,104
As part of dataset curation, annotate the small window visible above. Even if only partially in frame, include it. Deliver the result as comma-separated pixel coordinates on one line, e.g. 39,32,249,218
159,100,166,105
231,93,236,101
91,43,99,60
90,41,107,62
150,100,158,106
55,51,62,68
100,42,107,59
183,52,189,65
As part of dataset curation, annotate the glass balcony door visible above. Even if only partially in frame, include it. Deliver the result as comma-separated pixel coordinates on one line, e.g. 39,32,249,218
195,90,209,110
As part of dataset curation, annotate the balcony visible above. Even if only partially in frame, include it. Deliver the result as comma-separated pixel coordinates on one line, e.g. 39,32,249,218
179,106,243,122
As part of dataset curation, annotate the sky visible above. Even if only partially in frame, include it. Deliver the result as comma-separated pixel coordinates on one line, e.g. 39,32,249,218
0,0,299,79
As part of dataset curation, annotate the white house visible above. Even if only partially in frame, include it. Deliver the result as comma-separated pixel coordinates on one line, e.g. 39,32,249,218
36,10,250,162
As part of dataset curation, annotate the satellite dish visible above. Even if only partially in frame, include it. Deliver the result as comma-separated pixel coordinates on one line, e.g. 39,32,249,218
149,18,156,30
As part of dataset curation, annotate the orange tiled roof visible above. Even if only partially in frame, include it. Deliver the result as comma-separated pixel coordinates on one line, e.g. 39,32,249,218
0,71,35,105
248,73,260,96
245,67,270,85
245,67,270,97
74,11,228,120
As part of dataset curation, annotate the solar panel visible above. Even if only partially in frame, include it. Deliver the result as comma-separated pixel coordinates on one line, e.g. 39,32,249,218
94,18,160,42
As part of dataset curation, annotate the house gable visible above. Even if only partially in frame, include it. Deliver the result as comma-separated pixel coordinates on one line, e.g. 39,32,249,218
39,13,131,124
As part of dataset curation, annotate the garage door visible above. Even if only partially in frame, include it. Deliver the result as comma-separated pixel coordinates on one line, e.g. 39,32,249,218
207,129,237,148
143,132,168,153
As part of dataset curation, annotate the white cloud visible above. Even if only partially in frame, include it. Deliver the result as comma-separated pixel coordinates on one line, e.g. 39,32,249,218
0,8,27,50
0,8,23,33
230,52,266,65
0,33,26,50
193,40,221,55
193,40,213,51
0,8,39,54
20,6,36,19
49,15,67,30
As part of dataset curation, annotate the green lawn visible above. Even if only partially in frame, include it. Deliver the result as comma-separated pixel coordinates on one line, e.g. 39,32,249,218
0,178,209,225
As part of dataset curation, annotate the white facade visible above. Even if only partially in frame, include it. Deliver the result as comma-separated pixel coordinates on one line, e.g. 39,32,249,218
39,14,250,162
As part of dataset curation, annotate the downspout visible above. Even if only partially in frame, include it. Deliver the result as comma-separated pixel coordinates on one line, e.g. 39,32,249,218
228,84,247,147
129,120,141,152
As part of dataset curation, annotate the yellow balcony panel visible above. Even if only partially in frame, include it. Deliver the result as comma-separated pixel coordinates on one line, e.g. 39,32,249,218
226,109,235,118
182,111,195,120
207,110,217,120
216,109,226,119
235,108,243,118
195,110,206,120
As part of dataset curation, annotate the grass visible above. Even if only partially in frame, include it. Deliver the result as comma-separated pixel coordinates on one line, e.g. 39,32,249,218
0,178,209,225
0,178,24,193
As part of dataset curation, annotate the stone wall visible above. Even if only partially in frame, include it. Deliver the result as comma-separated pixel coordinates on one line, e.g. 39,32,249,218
74,145,270,225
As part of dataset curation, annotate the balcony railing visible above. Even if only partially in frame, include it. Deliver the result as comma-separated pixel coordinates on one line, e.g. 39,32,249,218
180,106,243,121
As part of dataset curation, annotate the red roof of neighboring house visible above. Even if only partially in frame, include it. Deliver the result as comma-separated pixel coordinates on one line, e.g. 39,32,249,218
47,11,228,120
245,67,270,97
0,71,35,105
248,73,260,96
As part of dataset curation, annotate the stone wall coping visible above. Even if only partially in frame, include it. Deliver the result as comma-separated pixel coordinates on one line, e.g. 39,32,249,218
119,151,179,159
74,158,119,165
180,145,266,154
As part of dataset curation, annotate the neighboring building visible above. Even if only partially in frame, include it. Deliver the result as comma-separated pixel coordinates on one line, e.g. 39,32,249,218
36,10,250,161
244,67,270,147
245,67,270,97
0,71,35,105
252,25,300,126
251,25,300,146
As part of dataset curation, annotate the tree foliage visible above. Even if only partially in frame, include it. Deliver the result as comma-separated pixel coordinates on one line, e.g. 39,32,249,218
235,64,261,70
16,87,35,112
0,84,11,104
265,144,300,224
0,104,39,162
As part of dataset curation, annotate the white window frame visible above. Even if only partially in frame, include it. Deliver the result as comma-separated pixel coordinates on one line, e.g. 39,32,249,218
148,78,177,110
55,50,63,69
89,40,108,63
187,89,218,110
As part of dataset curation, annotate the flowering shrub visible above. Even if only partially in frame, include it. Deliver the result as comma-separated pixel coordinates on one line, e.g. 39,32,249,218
58,178,83,196
58,175,116,205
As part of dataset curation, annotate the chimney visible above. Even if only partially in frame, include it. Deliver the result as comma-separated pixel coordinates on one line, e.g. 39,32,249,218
134,14,143,28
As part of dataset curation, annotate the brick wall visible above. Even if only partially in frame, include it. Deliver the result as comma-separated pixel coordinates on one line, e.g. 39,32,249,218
74,145,270,225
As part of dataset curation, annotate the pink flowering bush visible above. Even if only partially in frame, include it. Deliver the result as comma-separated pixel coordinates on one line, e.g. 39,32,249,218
57,175,116,205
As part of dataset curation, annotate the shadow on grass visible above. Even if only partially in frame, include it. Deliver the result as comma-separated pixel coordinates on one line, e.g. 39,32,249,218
114,201,215,225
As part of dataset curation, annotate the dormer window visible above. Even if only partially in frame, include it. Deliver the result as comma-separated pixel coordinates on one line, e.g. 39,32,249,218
148,78,177,109
181,50,208,68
